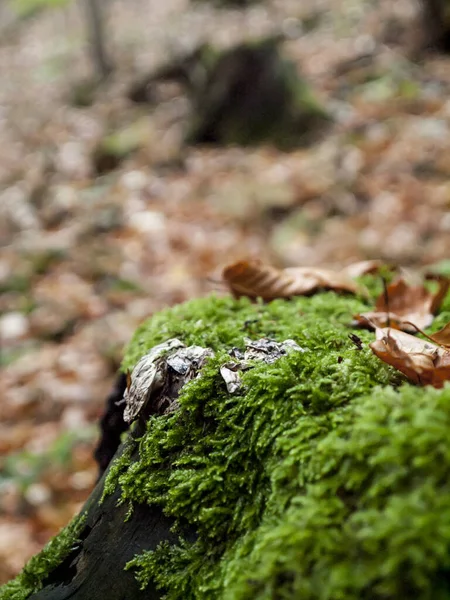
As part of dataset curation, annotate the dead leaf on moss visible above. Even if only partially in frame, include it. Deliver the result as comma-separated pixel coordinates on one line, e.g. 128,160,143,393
223,260,366,300
354,277,450,332
220,338,305,393
370,326,450,388
122,338,185,422
342,259,386,278
429,322,450,347
220,363,243,394
123,339,214,422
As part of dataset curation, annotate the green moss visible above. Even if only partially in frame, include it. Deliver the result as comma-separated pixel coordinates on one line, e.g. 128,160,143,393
7,286,450,599
0,515,86,600
102,290,450,599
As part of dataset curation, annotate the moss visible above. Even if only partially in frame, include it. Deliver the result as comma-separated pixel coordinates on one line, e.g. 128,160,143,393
101,289,450,599
0,515,86,600
117,291,450,599
7,286,450,599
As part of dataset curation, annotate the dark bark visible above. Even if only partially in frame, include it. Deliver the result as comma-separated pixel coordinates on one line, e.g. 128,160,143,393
94,371,129,479
26,351,208,599
420,0,450,52
128,38,330,149
29,439,179,600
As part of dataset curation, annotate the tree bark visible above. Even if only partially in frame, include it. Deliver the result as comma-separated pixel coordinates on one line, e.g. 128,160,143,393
29,436,182,600
28,346,203,599
420,0,450,52
83,0,113,79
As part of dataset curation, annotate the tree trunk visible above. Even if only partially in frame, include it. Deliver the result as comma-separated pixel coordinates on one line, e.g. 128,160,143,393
28,345,202,600
83,0,113,79
420,0,450,52
29,436,180,600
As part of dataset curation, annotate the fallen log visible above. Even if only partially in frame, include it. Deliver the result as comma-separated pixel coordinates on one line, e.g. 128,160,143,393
3,292,450,600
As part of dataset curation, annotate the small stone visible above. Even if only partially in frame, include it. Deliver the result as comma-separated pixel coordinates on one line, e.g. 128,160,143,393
120,170,149,191
128,210,166,234
70,471,95,491
24,483,51,506
411,118,448,141
0,312,29,341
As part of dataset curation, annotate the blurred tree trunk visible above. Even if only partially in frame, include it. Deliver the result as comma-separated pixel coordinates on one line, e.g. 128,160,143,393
83,0,113,78
420,0,450,51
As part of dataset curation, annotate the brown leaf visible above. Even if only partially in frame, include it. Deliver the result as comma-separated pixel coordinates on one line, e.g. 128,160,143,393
342,259,385,278
370,327,450,388
429,322,450,347
223,260,361,300
354,277,450,332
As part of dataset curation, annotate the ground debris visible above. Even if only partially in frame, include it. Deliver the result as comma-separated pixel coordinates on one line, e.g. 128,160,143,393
220,337,305,393
354,277,449,332
5,0,450,583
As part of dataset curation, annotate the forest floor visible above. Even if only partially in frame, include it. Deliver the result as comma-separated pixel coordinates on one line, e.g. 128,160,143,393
2,0,450,584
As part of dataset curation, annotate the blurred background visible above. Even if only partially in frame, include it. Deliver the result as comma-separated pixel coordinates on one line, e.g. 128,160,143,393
2,0,450,584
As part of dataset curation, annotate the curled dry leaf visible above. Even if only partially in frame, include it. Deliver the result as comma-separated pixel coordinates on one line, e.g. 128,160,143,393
122,339,214,423
219,363,242,394
354,277,450,333
223,260,365,300
122,338,185,423
429,322,450,347
341,259,385,279
220,338,305,393
243,337,305,362
370,327,450,388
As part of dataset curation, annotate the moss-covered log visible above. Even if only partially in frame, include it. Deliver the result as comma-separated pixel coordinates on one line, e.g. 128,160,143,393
3,288,450,600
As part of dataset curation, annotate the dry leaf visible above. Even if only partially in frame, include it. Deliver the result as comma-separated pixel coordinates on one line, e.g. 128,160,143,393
429,322,450,347
223,260,363,300
370,327,450,388
219,338,305,393
122,338,185,423
354,277,450,332
220,363,243,394
342,259,385,278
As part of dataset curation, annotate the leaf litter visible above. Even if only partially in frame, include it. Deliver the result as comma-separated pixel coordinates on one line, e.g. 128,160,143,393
4,0,450,585
220,338,305,393
222,259,450,389
353,277,450,332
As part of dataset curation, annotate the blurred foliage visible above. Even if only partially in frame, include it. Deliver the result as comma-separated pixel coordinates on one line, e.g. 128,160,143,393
0,427,96,494
9,0,70,18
